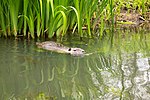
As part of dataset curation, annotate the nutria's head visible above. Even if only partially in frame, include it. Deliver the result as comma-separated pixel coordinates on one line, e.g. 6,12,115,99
68,48,85,56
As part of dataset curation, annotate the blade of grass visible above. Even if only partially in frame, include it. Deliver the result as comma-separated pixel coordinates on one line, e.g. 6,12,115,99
72,0,82,37
55,11,67,37
9,0,20,36
37,13,41,37
110,0,114,36
27,8,35,38
69,6,82,37
46,0,50,31
23,0,29,36
0,5,7,37
50,0,54,18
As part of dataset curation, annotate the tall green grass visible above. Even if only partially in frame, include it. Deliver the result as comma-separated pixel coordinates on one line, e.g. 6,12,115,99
0,0,149,38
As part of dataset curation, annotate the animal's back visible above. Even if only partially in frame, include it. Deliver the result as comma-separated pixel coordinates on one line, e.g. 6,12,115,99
36,41,85,56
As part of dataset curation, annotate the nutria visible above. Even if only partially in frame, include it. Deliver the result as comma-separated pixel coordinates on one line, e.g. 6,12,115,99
36,41,85,56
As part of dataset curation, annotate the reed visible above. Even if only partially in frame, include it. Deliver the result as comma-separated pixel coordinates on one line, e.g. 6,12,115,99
73,0,83,37
9,0,20,36
28,9,35,38
0,0,149,38
0,3,6,37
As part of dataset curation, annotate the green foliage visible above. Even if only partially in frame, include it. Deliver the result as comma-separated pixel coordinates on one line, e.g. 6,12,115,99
0,0,149,38
114,0,149,14
0,4,6,37
0,0,98,38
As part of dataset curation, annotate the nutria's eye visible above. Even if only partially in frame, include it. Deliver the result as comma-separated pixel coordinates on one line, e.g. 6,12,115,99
73,50,76,51
68,48,71,51
82,51,85,52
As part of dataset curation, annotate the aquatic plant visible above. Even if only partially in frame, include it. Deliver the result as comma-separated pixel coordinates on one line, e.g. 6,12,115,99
0,0,149,38
0,0,100,38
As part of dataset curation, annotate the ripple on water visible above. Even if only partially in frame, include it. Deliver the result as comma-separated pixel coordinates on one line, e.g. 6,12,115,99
137,57,150,71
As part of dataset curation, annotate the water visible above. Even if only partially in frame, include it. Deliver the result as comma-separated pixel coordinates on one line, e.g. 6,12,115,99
0,31,150,100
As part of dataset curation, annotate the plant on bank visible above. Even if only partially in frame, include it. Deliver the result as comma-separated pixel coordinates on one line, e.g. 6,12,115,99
0,0,148,38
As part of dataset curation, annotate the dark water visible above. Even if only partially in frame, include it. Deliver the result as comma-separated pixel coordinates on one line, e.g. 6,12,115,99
0,32,150,99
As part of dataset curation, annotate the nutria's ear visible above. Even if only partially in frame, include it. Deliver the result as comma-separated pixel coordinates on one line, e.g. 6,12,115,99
68,48,71,51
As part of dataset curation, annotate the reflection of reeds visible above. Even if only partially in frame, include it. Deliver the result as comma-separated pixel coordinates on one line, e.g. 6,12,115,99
0,32,150,99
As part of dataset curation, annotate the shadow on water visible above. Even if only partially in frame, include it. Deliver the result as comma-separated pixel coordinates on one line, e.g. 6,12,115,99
0,28,150,99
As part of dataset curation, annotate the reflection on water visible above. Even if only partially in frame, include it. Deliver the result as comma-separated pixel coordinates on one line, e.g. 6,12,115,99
0,32,150,99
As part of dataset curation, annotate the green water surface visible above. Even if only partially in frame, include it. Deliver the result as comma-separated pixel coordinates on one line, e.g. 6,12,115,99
0,30,150,100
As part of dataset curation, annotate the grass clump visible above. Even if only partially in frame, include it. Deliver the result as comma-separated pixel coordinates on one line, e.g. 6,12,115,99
0,0,110,38
0,0,149,39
